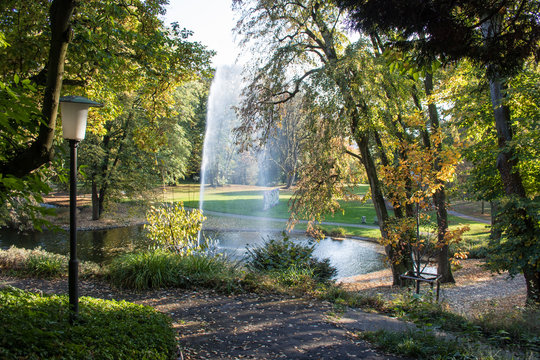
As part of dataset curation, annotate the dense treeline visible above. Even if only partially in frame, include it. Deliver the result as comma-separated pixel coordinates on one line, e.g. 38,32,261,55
232,0,539,305
0,0,213,223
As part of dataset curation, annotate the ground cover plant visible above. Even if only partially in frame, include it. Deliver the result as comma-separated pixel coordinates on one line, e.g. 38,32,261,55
0,286,177,360
385,292,540,357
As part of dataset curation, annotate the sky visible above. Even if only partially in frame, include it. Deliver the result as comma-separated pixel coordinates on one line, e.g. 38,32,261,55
163,0,238,66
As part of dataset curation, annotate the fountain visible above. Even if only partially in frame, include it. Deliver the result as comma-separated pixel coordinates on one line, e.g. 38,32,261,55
199,65,244,213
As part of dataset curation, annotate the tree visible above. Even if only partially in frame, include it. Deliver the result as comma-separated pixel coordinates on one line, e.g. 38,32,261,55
336,0,540,304
233,0,420,284
267,96,309,188
437,59,540,304
0,0,75,179
176,79,212,181
0,0,214,222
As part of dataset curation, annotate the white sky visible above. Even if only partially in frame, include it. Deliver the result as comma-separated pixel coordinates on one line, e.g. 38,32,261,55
163,0,239,66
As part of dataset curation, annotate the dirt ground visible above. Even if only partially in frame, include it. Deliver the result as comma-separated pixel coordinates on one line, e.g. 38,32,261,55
339,259,527,317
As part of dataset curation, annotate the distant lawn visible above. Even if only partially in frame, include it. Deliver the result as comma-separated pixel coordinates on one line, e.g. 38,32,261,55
159,184,489,242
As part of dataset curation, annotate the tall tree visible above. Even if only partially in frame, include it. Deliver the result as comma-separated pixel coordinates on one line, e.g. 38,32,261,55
234,0,418,284
0,0,76,178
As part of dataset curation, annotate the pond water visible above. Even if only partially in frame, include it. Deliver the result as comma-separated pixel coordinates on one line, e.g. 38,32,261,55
0,226,385,278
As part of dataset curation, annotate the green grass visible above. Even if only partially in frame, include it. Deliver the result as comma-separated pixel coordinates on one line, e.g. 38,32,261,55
161,184,490,245
0,287,177,360
360,329,509,360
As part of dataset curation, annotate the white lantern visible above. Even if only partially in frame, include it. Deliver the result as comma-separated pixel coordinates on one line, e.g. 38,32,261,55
60,96,103,141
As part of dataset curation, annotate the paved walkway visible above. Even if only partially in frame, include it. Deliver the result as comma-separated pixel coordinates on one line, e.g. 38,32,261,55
448,210,491,224
1,276,408,360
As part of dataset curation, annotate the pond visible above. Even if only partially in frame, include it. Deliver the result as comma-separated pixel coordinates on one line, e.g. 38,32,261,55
0,226,386,278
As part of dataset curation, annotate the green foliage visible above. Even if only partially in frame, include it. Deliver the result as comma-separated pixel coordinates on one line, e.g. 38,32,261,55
25,252,66,278
0,0,214,224
486,196,540,304
0,287,176,360
246,234,337,282
145,202,205,255
0,79,57,231
107,249,182,289
473,307,540,354
360,329,500,360
0,246,100,278
388,291,540,354
315,284,387,311
107,249,242,292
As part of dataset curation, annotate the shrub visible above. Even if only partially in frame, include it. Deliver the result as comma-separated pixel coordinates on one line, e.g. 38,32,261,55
246,235,337,282
328,227,347,237
145,202,205,255
25,252,66,278
0,286,176,359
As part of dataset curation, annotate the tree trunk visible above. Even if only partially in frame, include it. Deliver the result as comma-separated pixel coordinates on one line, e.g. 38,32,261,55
0,0,76,178
424,73,454,283
489,200,502,241
482,15,538,304
524,266,540,307
91,179,99,220
488,75,527,197
285,171,296,189
356,133,411,285
98,185,106,217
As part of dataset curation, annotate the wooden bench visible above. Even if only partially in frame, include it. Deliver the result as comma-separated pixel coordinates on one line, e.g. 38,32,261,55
400,271,442,302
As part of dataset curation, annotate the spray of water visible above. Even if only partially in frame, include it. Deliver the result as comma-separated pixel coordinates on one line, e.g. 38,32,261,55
198,65,243,243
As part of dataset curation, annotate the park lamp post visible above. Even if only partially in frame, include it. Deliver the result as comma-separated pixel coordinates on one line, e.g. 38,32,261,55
60,95,103,323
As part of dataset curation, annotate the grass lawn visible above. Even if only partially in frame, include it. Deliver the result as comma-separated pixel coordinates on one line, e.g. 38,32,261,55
155,184,490,243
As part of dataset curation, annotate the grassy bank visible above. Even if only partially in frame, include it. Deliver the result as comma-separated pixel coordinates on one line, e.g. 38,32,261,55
154,184,490,243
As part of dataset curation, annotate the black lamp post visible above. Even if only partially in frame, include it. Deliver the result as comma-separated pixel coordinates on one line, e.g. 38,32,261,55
60,95,103,323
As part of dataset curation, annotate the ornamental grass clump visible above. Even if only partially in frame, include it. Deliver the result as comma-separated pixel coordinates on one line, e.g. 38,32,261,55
0,246,99,278
107,249,243,292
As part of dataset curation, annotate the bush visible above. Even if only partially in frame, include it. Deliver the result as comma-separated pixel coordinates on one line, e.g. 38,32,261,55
107,249,243,292
144,202,205,255
0,286,176,359
25,252,66,278
328,227,347,237
246,235,337,282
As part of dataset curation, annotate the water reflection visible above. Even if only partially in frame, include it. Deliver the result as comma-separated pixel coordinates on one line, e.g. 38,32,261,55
0,227,385,277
